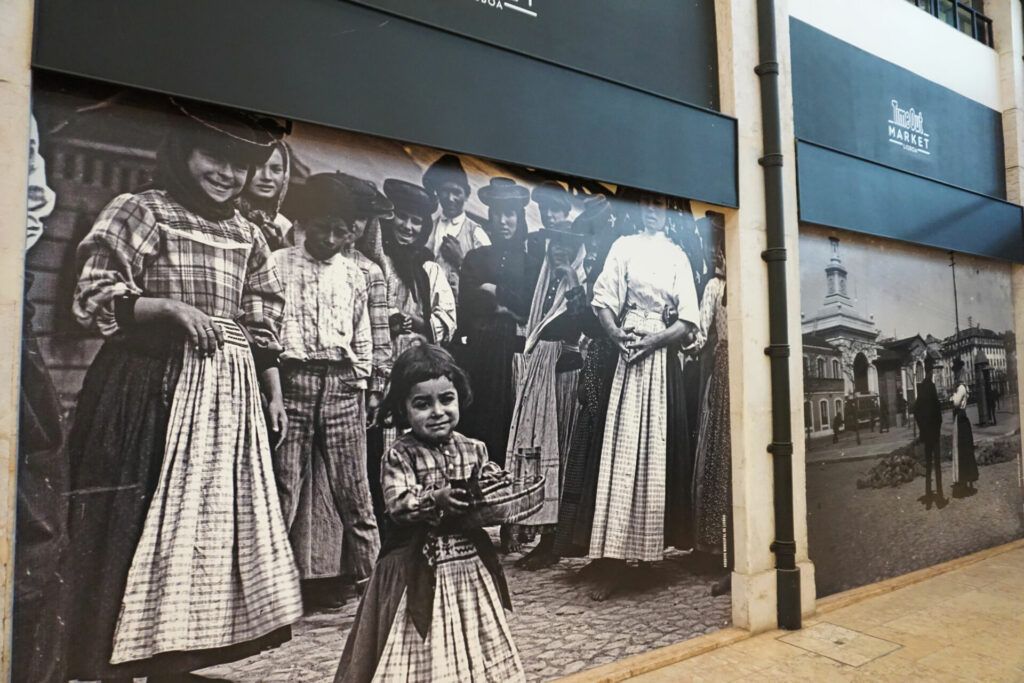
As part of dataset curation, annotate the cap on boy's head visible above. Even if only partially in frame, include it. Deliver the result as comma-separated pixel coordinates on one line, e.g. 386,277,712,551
422,154,471,196
336,173,393,217
383,178,437,217
478,177,530,209
531,180,572,213
290,173,358,223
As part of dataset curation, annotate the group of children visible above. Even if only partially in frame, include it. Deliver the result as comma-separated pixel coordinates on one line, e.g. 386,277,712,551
54,97,730,682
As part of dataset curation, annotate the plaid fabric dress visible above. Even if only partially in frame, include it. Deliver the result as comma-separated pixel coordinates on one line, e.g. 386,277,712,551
336,432,525,683
588,234,699,562
67,190,297,675
112,320,303,663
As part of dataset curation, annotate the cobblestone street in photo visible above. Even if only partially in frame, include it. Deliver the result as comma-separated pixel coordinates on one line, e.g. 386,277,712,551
201,549,731,682
808,453,1024,597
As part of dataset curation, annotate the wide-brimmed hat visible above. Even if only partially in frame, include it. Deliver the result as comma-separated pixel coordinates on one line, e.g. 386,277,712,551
478,177,530,209
422,154,470,196
383,178,437,217
288,173,357,223
571,194,615,238
531,180,572,212
336,173,393,217
170,97,276,167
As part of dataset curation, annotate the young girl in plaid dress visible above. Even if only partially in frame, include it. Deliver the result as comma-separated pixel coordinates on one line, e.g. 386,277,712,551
64,101,302,680
336,342,525,683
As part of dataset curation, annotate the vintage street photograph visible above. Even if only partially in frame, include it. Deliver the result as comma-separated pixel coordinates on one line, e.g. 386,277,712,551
800,226,1024,596
24,74,733,682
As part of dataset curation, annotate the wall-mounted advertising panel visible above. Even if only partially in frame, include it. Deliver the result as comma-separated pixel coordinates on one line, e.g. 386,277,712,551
791,19,1004,198
32,0,737,208
791,19,1024,261
17,72,734,682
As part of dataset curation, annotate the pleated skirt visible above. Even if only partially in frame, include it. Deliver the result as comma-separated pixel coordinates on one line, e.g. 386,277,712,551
589,314,669,562
111,320,302,664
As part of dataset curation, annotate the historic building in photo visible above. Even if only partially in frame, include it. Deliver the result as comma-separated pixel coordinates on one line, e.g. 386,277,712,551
802,333,845,436
941,323,1012,411
801,236,882,433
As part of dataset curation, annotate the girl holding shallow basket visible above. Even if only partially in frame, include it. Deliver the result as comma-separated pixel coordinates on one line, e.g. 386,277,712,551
336,341,531,683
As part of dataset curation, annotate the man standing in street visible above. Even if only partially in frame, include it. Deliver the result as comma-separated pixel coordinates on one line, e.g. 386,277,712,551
915,357,948,509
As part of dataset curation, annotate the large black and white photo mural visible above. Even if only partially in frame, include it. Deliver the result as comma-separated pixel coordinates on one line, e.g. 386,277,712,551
800,227,1024,596
13,73,735,682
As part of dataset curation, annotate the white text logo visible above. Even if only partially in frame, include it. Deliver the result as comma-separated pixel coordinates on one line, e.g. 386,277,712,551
887,99,931,156
470,0,537,18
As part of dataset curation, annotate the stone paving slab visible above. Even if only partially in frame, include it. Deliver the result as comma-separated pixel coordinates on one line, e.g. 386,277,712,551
631,543,1024,682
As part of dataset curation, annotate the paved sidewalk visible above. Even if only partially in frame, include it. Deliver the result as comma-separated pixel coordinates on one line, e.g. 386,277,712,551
623,541,1024,682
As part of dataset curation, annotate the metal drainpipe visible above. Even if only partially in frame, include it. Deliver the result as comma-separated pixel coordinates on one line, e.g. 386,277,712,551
755,0,802,630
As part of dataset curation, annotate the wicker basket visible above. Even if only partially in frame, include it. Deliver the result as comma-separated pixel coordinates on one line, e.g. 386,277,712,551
456,475,546,529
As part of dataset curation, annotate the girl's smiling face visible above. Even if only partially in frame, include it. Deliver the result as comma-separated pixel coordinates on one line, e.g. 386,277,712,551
248,147,286,199
404,376,460,442
391,210,427,246
187,147,248,204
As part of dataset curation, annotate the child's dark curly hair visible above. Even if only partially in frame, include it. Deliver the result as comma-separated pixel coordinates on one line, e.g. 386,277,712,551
377,338,474,429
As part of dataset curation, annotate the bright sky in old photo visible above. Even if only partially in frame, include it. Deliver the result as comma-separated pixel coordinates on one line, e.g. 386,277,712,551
800,226,1014,341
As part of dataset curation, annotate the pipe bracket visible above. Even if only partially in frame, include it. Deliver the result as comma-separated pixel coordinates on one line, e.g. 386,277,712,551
761,247,787,262
768,441,793,457
759,153,784,168
764,343,790,358
770,540,797,556
755,61,780,76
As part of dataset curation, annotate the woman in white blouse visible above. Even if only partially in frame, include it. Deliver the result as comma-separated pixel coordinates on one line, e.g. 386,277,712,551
587,191,700,600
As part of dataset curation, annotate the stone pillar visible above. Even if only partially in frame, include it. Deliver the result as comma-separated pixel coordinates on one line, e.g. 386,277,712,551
715,0,815,633
0,0,35,677
989,0,1024,503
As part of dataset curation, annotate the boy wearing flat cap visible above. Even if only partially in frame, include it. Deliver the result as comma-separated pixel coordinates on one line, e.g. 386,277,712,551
532,180,574,232
273,173,380,607
422,154,490,299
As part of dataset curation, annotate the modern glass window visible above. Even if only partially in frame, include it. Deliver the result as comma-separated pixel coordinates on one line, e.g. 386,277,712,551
906,0,993,46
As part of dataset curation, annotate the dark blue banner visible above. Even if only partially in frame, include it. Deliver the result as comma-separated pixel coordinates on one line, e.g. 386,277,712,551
797,141,1024,262
32,0,737,207
349,0,719,109
791,19,1005,200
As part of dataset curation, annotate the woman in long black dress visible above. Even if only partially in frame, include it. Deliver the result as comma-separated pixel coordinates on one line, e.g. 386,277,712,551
456,177,540,468
950,358,979,497
552,196,621,562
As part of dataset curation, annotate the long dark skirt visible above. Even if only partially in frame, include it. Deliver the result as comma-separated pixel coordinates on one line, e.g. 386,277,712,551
13,332,68,683
553,338,617,557
455,320,524,468
954,408,979,484
64,333,287,679
693,340,731,554
336,542,412,683
664,348,693,551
